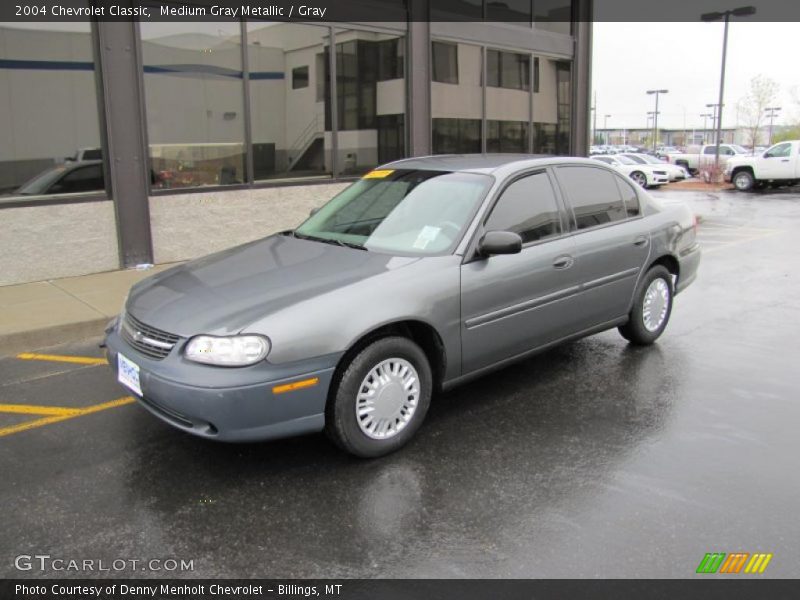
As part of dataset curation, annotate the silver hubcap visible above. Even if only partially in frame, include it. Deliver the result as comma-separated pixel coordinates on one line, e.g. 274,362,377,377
632,172,647,187
642,277,670,332
356,358,420,440
734,174,750,189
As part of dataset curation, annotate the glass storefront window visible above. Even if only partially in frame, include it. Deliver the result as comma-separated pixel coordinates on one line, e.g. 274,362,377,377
432,41,482,154
330,30,406,176
487,121,529,153
432,41,458,84
556,61,571,154
246,22,332,181
0,22,105,199
533,56,567,154
140,22,246,190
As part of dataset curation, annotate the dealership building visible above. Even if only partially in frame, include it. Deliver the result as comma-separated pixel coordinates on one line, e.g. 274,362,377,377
0,1,591,286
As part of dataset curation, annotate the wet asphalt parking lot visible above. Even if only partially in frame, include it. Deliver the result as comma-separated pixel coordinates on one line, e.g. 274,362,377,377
2,189,799,579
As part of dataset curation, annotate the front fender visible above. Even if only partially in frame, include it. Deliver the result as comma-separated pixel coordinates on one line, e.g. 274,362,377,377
243,255,463,379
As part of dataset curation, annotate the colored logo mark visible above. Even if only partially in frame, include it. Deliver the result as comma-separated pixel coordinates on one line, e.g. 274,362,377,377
696,552,773,574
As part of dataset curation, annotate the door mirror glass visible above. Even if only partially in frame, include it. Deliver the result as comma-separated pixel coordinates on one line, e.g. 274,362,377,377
479,231,522,256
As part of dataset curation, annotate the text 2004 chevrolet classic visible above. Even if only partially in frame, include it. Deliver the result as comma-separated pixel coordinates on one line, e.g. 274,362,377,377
105,155,700,457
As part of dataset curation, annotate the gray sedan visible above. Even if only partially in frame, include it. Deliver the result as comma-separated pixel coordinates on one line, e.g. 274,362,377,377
104,155,700,457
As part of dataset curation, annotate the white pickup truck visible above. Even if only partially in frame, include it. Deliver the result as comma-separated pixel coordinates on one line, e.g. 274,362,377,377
724,140,800,191
665,144,751,173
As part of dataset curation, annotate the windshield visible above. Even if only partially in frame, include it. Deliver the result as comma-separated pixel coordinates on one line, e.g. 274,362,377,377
731,145,749,154
614,155,637,165
639,155,665,164
623,154,646,164
295,169,492,255
15,166,67,195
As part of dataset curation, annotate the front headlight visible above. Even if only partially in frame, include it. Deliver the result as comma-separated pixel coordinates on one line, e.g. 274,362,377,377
184,335,270,367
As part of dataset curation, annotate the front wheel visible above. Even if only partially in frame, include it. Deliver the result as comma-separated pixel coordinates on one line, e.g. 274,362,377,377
325,337,432,458
619,265,673,346
732,170,755,191
630,171,648,188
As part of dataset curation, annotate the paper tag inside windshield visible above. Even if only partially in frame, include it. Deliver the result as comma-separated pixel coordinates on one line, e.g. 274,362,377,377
413,226,441,250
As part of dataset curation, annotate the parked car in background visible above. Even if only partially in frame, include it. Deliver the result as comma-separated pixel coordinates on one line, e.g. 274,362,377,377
724,140,800,191
65,147,102,163
10,161,161,197
13,161,105,196
656,146,682,159
665,144,750,174
620,153,689,181
104,155,700,457
591,155,669,188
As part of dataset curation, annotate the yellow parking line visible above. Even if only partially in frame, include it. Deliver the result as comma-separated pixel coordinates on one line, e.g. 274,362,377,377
16,352,108,366
0,396,135,438
0,403,83,416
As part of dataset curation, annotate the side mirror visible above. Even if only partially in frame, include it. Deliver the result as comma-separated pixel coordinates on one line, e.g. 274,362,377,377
309,207,320,217
478,231,522,257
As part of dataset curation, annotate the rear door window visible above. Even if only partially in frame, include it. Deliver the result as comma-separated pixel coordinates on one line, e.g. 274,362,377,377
556,166,627,230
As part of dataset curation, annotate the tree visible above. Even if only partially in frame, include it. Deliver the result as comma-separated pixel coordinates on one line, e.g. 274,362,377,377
773,85,800,143
736,75,779,148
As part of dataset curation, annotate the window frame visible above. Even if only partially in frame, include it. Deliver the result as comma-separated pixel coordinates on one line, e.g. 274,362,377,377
432,41,459,85
291,65,310,89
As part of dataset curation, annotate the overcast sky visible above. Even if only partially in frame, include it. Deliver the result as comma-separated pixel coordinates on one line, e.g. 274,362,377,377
592,22,799,131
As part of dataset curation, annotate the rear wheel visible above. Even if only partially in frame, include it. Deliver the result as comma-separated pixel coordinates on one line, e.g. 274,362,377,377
630,171,648,188
619,265,673,346
732,170,755,191
325,337,432,458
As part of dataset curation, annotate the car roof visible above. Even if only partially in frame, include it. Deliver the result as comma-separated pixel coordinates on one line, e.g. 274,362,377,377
380,154,602,176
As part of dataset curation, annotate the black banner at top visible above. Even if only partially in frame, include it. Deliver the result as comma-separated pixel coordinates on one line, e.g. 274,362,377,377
1,0,799,22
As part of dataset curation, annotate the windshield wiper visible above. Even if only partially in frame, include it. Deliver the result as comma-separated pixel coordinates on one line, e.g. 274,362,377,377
293,231,367,251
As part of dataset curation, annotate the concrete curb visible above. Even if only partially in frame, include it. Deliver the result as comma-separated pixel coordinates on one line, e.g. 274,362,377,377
0,317,109,357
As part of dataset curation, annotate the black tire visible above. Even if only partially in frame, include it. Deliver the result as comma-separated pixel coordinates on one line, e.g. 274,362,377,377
325,336,432,458
618,265,674,346
732,170,755,192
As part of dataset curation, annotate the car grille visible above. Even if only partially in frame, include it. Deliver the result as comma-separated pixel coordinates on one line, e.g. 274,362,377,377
120,312,179,360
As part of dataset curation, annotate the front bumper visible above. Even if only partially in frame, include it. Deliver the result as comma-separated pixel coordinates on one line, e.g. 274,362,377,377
104,321,339,442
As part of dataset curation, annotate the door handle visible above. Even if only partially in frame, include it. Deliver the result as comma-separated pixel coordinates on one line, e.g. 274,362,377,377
634,236,649,247
552,255,574,269
781,159,790,162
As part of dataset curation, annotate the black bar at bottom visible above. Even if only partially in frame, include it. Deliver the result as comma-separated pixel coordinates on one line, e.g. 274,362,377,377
2,579,799,600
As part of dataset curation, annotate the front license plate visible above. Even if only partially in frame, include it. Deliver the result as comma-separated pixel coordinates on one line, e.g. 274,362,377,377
118,352,142,397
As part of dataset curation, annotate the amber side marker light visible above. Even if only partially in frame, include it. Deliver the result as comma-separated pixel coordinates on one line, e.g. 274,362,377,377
273,377,320,395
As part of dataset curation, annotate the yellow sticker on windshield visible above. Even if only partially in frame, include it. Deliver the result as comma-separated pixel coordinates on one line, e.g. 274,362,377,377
363,169,395,179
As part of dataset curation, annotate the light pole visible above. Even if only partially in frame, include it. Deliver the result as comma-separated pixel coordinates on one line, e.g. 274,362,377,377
647,111,657,148
706,103,720,144
592,91,598,145
604,114,611,145
764,106,781,146
646,89,668,152
702,5,757,172
701,112,713,143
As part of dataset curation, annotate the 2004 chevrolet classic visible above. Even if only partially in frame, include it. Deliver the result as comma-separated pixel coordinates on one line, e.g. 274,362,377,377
105,155,700,457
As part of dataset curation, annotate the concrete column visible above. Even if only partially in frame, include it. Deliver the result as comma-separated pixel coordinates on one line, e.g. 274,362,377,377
96,19,153,267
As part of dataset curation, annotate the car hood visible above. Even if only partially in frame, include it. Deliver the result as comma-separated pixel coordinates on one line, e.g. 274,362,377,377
126,234,420,336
